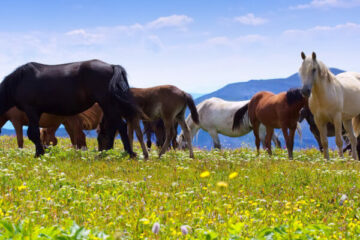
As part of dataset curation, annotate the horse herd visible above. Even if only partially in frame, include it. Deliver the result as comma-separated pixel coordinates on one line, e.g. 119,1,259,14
1,52,360,160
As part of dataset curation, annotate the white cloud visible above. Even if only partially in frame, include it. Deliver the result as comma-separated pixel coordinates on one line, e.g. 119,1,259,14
146,15,193,29
291,0,360,9
234,13,267,26
283,22,360,35
206,34,266,47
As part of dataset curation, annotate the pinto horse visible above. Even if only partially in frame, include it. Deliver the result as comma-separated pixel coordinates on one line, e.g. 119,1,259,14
177,97,281,149
128,85,199,159
299,52,360,160
233,89,306,159
0,60,139,157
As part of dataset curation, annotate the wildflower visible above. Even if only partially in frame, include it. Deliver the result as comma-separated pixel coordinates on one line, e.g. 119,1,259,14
181,225,191,235
216,181,228,188
229,172,238,179
17,185,27,191
339,194,348,206
200,171,210,178
152,222,160,234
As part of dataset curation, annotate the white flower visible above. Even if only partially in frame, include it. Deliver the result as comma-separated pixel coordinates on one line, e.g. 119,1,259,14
339,194,348,206
152,222,160,234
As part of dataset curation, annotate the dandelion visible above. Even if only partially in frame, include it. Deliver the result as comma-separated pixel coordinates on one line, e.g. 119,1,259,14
217,181,228,188
181,225,191,235
200,171,210,178
152,222,160,234
17,185,27,191
229,172,238,179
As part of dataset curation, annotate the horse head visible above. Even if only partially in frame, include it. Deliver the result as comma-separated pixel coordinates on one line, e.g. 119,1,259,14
299,52,321,97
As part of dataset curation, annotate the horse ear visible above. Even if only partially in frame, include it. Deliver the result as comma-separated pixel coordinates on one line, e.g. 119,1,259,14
312,52,317,60
301,52,306,60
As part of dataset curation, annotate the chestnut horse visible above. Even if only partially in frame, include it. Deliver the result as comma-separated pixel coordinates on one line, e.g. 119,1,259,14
233,89,306,159
0,107,67,147
40,103,103,148
128,85,199,159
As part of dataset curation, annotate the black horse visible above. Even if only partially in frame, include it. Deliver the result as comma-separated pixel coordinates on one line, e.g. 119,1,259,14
0,59,139,157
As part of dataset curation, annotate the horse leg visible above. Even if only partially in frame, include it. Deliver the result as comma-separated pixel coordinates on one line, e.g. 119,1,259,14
265,127,274,156
171,122,178,149
310,125,323,152
281,126,290,155
133,119,149,159
177,116,195,158
253,121,261,155
13,121,24,148
314,118,329,160
288,127,296,160
127,119,135,151
24,110,44,157
159,119,173,158
343,119,358,160
209,130,221,149
117,118,136,158
334,114,343,158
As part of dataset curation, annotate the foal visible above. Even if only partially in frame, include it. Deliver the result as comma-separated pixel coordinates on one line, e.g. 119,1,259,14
233,89,306,159
128,85,199,159
143,119,178,149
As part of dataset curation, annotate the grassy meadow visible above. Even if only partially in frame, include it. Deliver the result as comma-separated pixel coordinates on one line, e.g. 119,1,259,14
0,136,359,239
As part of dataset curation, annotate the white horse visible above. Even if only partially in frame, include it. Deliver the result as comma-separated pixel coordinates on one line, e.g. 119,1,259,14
299,52,360,160
177,97,282,149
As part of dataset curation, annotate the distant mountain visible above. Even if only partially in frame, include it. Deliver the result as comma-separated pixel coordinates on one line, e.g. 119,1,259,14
191,68,344,150
0,68,345,150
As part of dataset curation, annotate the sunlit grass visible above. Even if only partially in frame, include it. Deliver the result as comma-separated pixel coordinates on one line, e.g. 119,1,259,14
0,135,359,239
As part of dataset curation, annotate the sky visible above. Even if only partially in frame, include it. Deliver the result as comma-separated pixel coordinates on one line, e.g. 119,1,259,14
1,0,360,94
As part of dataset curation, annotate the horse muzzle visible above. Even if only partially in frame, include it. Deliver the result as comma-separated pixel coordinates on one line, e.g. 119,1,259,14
300,86,311,98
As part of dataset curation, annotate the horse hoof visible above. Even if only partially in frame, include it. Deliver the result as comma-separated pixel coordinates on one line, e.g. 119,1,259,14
129,152,137,158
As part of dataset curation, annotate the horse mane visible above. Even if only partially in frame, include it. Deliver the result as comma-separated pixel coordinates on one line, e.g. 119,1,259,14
3,63,34,84
317,60,335,82
286,88,304,105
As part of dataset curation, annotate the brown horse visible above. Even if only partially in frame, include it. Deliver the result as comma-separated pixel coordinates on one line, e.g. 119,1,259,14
0,107,67,148
233,89,306,159
40,103,103,149
128,85,199,159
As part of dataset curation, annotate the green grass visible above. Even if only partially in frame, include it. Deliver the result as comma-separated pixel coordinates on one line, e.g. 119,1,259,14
0,135,359,239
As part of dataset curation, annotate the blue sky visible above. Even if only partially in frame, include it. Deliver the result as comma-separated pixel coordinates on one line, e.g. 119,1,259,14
1,0,360,94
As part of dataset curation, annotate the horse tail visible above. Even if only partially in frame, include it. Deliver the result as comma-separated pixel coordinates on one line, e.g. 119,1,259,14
109,65,148,120
232,104,249,131
184,93,199,124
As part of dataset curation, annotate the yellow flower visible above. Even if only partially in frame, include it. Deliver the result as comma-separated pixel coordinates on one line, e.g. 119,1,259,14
216,181,228,188
229,172,238,179
200,171,210,178
17,185,27,191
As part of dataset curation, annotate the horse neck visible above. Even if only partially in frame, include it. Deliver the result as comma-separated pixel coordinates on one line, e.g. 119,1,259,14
312,69,336,103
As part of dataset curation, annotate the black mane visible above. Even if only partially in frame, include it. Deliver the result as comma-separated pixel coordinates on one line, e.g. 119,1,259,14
286,88,304,105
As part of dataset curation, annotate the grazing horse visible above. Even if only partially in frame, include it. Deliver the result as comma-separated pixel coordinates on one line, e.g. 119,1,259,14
0,60,139,157
299,52,360,160
128,85,199,159
233,89,306,159
40,103,103,149
143,119,178,149
0,106,66,148
177,97,281,149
